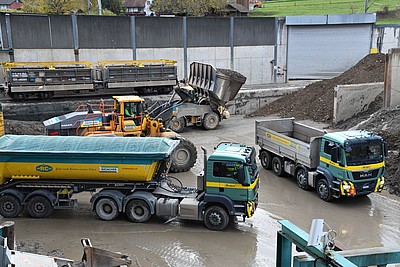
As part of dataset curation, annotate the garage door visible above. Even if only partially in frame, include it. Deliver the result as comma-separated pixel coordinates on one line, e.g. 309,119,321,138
287,24,372,79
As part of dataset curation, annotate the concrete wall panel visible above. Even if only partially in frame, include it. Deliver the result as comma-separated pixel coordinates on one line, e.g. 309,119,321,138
333,82,384,125
0,13,9,48
13,49,75,62
136,17,183,48
384,48,400,107
235,45,275,84
234,18,275,46
187,18,229,47
372,26,400,53
79,49,133,64
77,16,131,49
11,15,51,49
49,15,74,49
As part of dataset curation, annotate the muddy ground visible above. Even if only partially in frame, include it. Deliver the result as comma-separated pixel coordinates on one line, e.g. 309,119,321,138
249,53,400,197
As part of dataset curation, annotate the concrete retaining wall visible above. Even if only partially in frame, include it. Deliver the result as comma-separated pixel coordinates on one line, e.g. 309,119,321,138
333,82,383,125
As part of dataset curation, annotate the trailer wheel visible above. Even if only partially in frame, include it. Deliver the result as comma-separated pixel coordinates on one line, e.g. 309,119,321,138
126,200,151,223
260,150,272,170
170,138,197,172
28,196,54,218
272,156,284,176
204,206,229,231
296,167,310,190
202,112,219,130
317,178,333,202
95,198,119,221
0,195,23,218
169,117,185,133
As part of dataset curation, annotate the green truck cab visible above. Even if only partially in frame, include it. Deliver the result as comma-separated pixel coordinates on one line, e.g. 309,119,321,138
256,118,386,201
318,131,386,201
201,143,259,228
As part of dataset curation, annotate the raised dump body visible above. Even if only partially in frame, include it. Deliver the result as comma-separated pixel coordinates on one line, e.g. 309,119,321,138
255,118,324,169
0,135,179,184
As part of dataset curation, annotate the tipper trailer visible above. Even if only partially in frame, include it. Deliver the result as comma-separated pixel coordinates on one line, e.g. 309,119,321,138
0,135,258,230
255,118,386,201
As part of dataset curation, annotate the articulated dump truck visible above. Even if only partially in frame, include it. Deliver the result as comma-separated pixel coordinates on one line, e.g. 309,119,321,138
0,135,259,231
255,118,386,201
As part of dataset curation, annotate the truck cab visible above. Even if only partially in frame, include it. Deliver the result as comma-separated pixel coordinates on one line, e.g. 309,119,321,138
196,143,259,230
318,131,386,200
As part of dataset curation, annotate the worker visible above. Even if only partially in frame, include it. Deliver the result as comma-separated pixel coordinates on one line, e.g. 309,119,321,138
124,103,136,117
225,162,242,178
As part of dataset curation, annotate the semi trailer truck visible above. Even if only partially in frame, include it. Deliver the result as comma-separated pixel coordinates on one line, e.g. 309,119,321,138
0,135,258,231
255,118,386,201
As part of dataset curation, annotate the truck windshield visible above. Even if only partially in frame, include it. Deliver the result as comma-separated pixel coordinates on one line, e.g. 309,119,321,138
345,141,383,166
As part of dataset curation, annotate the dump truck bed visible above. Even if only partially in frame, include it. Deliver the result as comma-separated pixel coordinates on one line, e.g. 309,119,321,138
255,118,324,169
0,135,179,184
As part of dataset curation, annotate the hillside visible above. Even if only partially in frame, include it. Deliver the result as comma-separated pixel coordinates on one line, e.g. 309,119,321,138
250,0,400,24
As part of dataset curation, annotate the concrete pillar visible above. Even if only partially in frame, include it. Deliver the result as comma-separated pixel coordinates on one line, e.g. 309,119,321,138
384,48,400,107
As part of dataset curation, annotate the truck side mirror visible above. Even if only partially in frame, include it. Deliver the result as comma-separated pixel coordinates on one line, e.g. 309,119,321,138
383,142,388,157
331,147,339,163
237,167,249,186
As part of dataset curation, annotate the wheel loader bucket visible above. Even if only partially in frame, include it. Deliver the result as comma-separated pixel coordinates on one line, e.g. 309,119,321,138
188,62,246,105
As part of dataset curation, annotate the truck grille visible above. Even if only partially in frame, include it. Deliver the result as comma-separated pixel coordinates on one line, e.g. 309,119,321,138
352,169,379,180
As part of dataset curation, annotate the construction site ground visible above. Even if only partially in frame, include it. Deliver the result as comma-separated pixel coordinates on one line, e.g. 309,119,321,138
2,53,400,264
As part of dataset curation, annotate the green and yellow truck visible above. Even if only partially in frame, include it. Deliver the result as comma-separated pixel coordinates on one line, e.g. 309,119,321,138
256,118,386,201
0,135,258,230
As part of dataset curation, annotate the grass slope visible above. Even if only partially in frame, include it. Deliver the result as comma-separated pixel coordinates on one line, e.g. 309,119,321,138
250,0,400,24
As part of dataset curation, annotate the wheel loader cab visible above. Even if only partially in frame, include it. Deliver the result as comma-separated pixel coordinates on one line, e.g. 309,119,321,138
113,96,146,132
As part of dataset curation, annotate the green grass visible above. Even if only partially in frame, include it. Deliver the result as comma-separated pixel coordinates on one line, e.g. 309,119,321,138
250,0,400,24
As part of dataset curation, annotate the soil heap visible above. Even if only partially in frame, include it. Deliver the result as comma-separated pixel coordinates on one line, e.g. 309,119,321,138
250,53,400,197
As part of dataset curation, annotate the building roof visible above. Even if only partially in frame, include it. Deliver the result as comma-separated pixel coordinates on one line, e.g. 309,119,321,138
9,1,22,9
0,0,15,5
228,3,249,13
123,0,146,8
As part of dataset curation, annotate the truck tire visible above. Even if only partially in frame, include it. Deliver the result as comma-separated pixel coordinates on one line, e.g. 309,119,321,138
272,156,284,176
169,117,185,133
28,196,54,218
260,150,272,170
170,138,197,172
317,178,333,202
0,195,23,218
296,167,310,190
202,112,219,130
126,200,151,223
95,198,119,221
204,206,229,231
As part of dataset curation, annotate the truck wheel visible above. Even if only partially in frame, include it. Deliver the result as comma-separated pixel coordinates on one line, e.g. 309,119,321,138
170,138,197,172
296,167,310,190
272,156,284,176
169,117,185,133
28,196,54,218
202,112,219,130
204,206,229,231
260,150,272,170
317,178,333,202
95,198,119,221
0,195,23,218
126,200,151,223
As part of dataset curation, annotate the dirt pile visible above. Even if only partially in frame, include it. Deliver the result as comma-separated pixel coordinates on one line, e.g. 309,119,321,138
249,53,386,122
250,53,400,197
